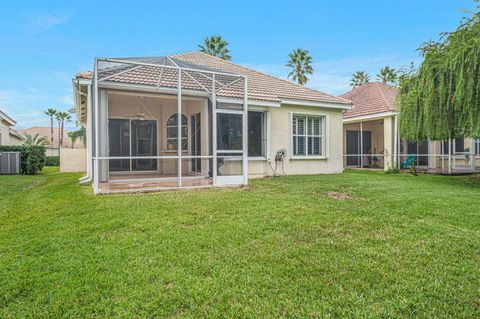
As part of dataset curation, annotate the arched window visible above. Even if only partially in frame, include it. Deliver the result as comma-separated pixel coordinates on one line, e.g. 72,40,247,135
166,113,188,150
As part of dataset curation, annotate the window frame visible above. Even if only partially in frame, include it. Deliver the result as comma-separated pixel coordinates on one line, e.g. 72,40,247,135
166,113,188,151
107,117,159,173
247,110,267,160
291,113,327,159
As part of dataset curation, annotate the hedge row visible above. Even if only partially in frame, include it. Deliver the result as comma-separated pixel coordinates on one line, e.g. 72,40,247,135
45,156,60,166
0,145,46,175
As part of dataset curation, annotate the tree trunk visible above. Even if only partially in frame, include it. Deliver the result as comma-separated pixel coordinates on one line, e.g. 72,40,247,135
60,121,64,148
50,116,54,147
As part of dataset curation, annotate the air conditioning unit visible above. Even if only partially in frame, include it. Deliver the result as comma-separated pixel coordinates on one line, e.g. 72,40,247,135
0,152,21,175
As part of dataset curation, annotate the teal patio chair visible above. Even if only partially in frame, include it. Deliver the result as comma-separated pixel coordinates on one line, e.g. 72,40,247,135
401,154,416,169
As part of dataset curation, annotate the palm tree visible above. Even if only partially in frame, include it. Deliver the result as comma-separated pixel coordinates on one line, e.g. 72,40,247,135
67,127,86,148
198,36,232,60
350,71,370,88
55,111,71,148
377,66,397,84
286,49,314,85
76,126,86,147
67,131,77,148
44,108,57,147
23,133,49,146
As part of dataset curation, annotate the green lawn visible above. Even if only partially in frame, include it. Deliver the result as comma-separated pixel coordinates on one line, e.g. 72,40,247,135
1,168,479,318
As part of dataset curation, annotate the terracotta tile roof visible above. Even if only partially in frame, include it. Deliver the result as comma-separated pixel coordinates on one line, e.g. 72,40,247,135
173,52,351,106
80,52,351,107
340,82,397,119
76,71,93,79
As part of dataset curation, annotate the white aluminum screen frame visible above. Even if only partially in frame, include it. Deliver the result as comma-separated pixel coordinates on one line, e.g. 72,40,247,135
90,57,248,194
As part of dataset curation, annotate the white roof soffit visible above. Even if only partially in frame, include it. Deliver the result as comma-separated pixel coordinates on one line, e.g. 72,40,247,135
281,99,352,110
343,111,399,123
0,110,16,126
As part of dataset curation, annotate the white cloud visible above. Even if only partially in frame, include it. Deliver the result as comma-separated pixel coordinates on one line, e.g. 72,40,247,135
61,95,73,106
0,89,73,129
241,54,420,95
25,13,69,34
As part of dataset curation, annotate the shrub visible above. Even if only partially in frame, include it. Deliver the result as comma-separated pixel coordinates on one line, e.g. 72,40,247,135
45,156,60,166
385,167,400,174
0,145,46,175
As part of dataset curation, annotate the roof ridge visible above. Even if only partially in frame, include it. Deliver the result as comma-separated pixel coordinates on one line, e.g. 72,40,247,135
172,51,351,105
374,82,393,110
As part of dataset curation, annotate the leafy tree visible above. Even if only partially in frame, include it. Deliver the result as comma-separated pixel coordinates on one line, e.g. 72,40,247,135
377,66,398,84
198,36,232,60
23,133,49,146
44,108,57,147
286,49,314,85
55,112,71,148
399,4,480,141
350,71,370,87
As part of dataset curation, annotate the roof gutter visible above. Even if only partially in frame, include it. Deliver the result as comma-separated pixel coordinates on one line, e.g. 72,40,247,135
343,111,399,123
281,99,352,110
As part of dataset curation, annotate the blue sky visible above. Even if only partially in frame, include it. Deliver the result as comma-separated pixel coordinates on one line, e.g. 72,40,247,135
0,0,475,130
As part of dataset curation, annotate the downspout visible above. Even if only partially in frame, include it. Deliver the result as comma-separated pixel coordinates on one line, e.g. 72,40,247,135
79,83,93,184
394,114,399,168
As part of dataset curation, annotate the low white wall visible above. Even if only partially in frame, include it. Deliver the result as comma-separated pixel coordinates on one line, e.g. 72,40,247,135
60,148,86,173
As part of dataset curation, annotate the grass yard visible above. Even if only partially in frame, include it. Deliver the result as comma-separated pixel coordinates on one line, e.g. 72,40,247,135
1,168,480,318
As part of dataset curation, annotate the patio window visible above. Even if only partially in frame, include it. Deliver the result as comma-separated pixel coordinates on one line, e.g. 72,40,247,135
217,113,243,151
442,138,465,154
166,114,188,151
248,111,266,157
455,139,465,153
475,139,480,155
292,114,324,156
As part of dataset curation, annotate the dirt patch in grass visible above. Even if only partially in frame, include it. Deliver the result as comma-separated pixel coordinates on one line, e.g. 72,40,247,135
326,191,354,200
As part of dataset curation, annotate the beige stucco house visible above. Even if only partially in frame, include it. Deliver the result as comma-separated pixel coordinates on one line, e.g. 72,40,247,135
340,82,479,173
73,52,352,194
0,110,24,146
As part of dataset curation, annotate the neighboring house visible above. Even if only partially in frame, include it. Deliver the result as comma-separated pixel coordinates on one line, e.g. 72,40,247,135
0,110,25,145
341,82,398,170
73,52,352,194
340,82,479,173
18,127,85,156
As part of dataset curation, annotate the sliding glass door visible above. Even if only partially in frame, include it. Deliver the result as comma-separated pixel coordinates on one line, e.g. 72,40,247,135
407,140,428,166
215,103,246,185
109,119,130,171
108,119,157,172
131,120,157,171
345,130,372,167
191,113,201,172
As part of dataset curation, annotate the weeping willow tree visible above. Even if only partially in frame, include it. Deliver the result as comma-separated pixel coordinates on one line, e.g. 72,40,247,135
399,4,480,141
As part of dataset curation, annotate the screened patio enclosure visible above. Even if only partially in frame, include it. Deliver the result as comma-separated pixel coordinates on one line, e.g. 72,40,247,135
343,117,478,173
344,120,387,169
90,57,248,194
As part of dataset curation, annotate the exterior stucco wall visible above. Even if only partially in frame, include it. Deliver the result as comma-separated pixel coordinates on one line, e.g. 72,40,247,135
0,120,8,145
95,89,347,180
60,148,87,172
383,117,394,169
262,104,344,176
0,120,23,146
